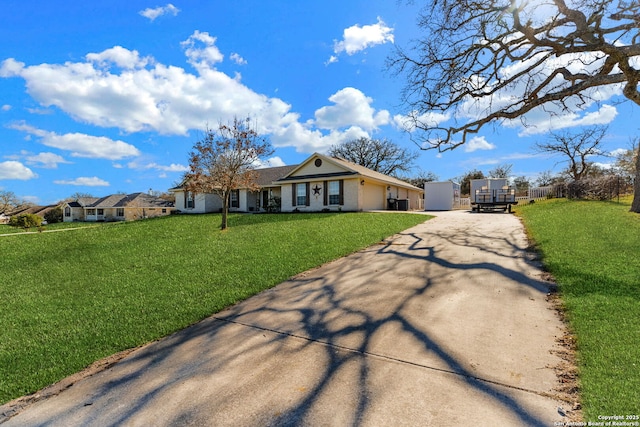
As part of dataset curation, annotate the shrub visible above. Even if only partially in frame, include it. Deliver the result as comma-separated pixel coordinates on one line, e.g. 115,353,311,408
44,207,63,224
565,176,630,200
8,213,43,229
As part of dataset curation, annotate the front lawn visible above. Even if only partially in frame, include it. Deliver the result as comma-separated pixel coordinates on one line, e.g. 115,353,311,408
0,212,428,405
516,198,640,418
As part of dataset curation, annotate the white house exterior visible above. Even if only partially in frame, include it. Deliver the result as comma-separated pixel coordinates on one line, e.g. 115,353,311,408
170,153,423,214
277,153,423,212
171,165,297,213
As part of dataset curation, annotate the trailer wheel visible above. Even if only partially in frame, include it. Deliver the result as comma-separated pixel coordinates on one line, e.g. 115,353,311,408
508,204,512,213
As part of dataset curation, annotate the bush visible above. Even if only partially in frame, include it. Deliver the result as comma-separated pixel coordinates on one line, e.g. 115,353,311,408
565,176,630,200
8,213,42,229
44,207,63,224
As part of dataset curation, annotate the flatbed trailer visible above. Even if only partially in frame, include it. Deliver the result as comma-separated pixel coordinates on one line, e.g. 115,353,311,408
470,178,518,213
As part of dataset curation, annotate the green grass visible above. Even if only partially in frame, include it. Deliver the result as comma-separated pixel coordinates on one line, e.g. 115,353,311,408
0,212,428,404
515,197,640,417
0,221,105,234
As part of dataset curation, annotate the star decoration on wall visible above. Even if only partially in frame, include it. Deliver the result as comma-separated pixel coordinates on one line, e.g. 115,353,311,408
312,184,322,195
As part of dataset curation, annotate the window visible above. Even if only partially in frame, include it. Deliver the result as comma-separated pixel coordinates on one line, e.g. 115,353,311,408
97,209,104,216
64,207,71,217
292,183,310,207
324,180,344,205
296,183,307,206
116,208,125,217
328,181,340,205
162,209,167,214
186,192,195,209
230,190,239,208
87,209,96,215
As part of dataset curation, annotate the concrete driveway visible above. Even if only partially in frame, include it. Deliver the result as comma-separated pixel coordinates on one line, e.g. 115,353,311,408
1,210,576,426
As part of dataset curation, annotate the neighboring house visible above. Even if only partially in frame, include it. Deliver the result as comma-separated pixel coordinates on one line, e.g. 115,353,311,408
62,193,175,222
170,153,424,213
1,205,59,223
0,212,10,224
170,165,298,213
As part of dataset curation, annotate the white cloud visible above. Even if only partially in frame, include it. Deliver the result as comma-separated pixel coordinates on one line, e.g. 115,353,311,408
272,121,370,154
464,136,496,153
457,50,625,136
1,104,10,111
230,53,247,65
54,176,110,186
0,161,37,180
181,30,224,69
314,87,389,131
10,123,140,160
325,55,338,66
264,156,286,167
514,104,619,136
139,3,180,21
1,34,395,156
333,17,394,56
86,46,152,69
0,58,25,77
1,33,299,136
393,111,451,132
26,152,70,169
127,161,189,172
610,148,628,157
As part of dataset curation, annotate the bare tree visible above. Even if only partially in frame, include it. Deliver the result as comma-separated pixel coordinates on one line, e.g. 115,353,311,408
513,176,532,196
398,169,439,188
535,126,608,181
185,117,273,230
389,0,640,211
488,164,513,179
328,137,419,176
0,190,19,214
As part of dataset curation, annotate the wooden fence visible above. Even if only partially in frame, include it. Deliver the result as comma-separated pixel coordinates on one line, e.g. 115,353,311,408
454,186,554,209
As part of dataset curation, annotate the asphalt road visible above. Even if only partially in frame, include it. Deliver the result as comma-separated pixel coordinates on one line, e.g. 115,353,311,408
1,210,577,426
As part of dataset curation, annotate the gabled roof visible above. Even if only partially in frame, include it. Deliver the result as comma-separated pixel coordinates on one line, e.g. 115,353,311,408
3,204,59,217
254,165,298,186
170,165,299,191
67,193,174,208
276,153,423,191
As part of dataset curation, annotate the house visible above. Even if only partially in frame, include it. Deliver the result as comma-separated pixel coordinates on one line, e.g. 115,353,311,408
62,192,175,222
170,153,424,213
0,212,10,224
277,153,423,212
170,165,298,213
0,205,59,223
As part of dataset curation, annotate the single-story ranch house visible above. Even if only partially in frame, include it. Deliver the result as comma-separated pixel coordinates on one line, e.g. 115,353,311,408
170,153,424,213
62,192,175,222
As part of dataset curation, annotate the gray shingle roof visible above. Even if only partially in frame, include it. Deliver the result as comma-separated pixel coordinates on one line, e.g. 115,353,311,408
74,193,174,208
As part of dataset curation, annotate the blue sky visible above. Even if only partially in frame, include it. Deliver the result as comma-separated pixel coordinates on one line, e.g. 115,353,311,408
1,1,637,204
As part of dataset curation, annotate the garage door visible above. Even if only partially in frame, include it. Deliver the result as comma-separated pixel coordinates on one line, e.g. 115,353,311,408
363,184,385,210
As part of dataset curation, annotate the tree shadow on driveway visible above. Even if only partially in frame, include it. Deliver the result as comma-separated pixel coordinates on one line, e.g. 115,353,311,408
3,214,566,426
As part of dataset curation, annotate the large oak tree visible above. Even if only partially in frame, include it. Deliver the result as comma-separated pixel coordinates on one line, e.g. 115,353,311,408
328,137,419,176
390,0,640,211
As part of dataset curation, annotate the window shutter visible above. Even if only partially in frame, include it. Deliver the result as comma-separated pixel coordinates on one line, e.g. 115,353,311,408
339,180,344,205
292,183,297,206
305,183,310,206
323,181,328,205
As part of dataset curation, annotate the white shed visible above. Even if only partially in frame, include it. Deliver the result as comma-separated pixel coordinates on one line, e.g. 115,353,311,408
424,181,460,211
